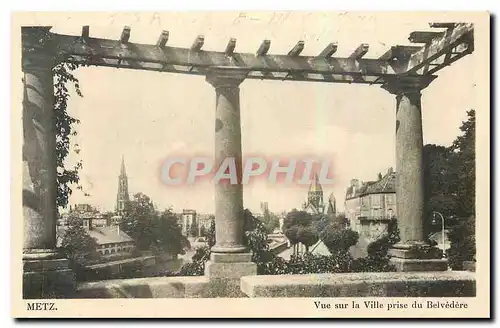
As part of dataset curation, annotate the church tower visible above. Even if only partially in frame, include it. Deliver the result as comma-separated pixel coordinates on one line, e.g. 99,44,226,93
327,193,337,216
116,156,130,215
307,172,324,211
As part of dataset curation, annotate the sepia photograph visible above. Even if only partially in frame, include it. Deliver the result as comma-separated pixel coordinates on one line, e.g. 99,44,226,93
11,11,490,318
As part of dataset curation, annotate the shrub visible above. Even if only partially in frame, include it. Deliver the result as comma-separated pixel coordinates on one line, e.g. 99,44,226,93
322,227,359,254
352,217,400,272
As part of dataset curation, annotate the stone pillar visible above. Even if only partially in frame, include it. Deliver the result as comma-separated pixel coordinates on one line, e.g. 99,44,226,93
22,36,74,298
204,67,256,297
382,77,447,272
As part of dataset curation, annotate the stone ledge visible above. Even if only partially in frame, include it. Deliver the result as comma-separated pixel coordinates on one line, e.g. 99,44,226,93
76,276,210,298
241,271,475,298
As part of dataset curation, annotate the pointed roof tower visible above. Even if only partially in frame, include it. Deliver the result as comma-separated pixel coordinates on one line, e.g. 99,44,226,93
120,155,127,177
308,172,323,193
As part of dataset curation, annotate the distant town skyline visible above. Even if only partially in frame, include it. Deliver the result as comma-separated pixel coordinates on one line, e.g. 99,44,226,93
54,12,476,214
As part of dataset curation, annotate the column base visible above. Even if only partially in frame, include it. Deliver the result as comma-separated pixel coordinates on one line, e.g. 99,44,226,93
210,245,247,253
388,243,447,272
204,253,257,297
23,249,75,299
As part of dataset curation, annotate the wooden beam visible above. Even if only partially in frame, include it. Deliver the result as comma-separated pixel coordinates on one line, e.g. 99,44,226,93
256,40,271,56
191,35,204,51
317,42,338,58
379,45,422,61
349,44,369,59
120,26,131,44
429,23,457,29
408,31,445,44
156,30,169,49
45,32,395,81
287,41,305,57
405,23,474,74
225,38,236,56
81,26,89,40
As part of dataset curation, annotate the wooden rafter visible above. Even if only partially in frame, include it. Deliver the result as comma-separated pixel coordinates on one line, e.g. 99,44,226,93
318,42,338,58
225,38,236,56
120,26,131,44
191,35,204,51
256,40,271,56
287,41,305,56
349,44,369,59
156,31,169,49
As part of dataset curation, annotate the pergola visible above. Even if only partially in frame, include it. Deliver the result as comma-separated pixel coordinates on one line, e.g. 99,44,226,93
21,22,474,297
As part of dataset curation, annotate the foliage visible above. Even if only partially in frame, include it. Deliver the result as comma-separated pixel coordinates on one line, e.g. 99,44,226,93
179,246,210,276
352,217,399,272
450,109,475,218
322,227,359,254
423,110,475,236
243,210,276,266
207,217,216,248
283,210,320,255
423,144,458,235
53,60,90,209
296,226,319,252
199,225,207,238
120,193,189,255
259,210,280,234
446,215,476,270
60,216,101,269
189,221,199,237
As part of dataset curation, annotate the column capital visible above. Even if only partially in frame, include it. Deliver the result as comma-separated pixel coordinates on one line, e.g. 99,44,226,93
206,66,247,89
22,27,57,71
381,75,437,97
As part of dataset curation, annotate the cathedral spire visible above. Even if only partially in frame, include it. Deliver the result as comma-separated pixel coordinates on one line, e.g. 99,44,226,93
308,172,323,193
116,155,130,215
120,155,127,177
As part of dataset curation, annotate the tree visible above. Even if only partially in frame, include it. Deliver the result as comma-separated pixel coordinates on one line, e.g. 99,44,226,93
154,210,190,254
423,144,458,235
259,211,280,234
189,221,198,237
322,227,359,255
243,209,274,264
120,193,189,255
60,216,101,268
199,225,207,238
207,216,216,248
450,109,475,218
283,210,320,255
120,192,156,251
297,226,319,253
446,215,476,270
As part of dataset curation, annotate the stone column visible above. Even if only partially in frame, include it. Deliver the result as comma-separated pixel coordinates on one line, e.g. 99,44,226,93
204,67,256,297
22,36,74,298
382,76,447,272
206,67,247,254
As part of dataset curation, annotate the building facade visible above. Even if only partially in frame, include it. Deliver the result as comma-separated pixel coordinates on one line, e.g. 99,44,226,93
345,167,397,244
181,209,197,236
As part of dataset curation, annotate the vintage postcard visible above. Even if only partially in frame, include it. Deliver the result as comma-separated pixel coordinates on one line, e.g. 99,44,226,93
11,11,490,318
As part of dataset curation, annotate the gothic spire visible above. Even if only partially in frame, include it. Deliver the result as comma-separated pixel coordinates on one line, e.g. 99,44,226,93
120,155,127,177
308,172,322,193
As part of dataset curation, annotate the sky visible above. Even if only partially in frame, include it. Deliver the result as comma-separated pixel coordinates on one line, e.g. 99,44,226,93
48,12,477,214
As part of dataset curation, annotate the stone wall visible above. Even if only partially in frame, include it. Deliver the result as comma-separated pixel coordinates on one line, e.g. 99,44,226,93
241,271,475,298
